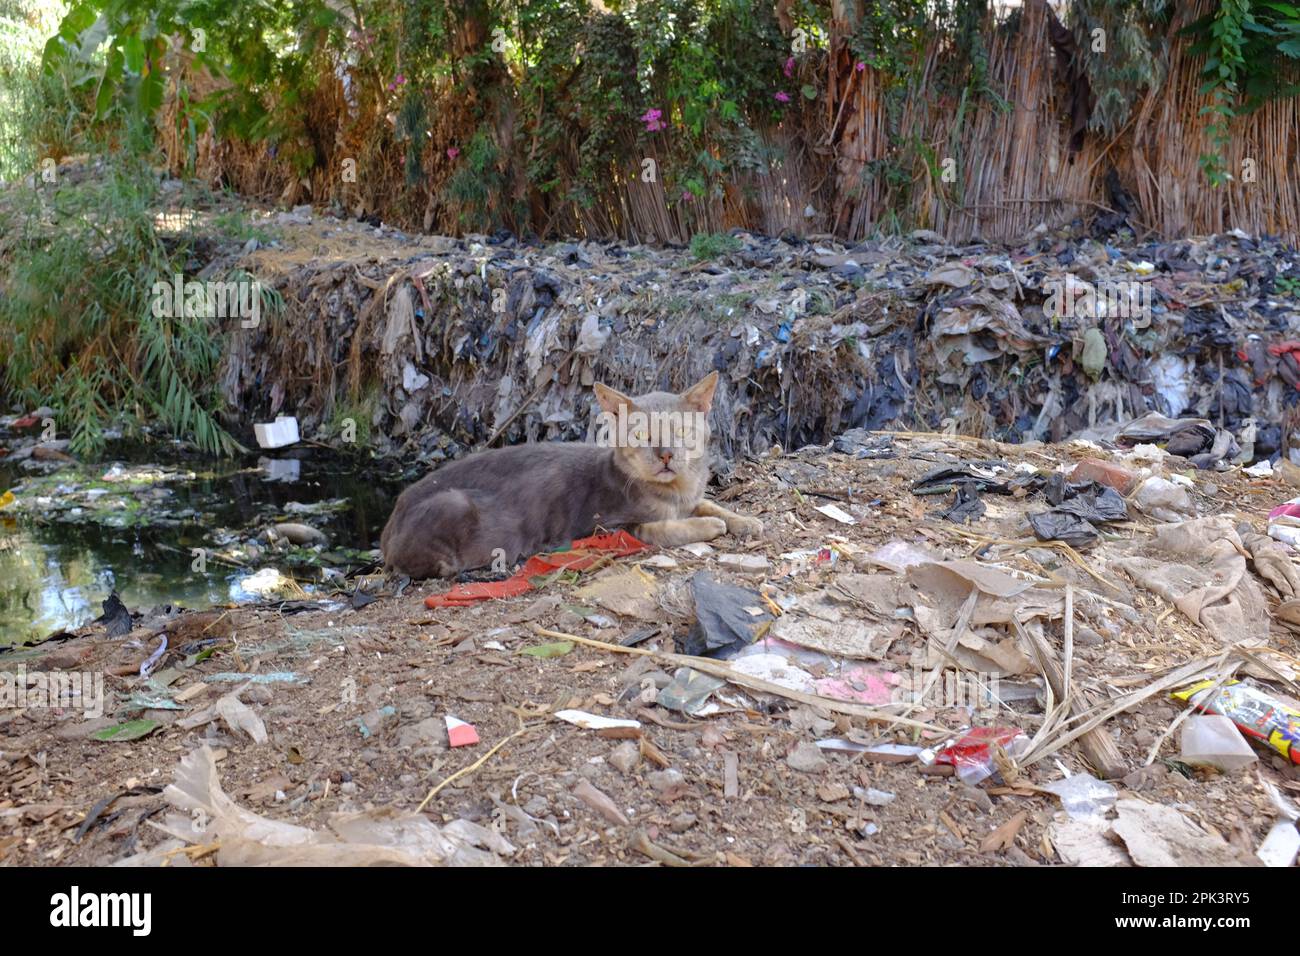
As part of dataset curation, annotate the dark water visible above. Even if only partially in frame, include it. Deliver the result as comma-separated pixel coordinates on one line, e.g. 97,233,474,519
0,444,406,645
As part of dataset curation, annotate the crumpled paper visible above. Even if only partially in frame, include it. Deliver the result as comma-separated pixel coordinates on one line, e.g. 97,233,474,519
1114,516,1268,646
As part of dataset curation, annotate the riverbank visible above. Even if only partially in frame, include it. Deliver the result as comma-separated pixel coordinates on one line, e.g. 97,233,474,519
2,430,1296,867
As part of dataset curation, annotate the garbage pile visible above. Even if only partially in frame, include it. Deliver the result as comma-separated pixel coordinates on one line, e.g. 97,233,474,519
227,216,1300,467
6,420,1299,867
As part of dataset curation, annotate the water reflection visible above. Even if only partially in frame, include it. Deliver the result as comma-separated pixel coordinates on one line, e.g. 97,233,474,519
0,449,401,645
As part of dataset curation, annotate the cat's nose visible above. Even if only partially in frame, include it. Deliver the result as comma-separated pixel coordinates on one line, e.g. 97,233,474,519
658,450,674,465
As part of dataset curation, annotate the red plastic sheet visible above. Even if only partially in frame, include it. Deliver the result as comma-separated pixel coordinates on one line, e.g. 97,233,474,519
424,530,649,608
934,726,1024,775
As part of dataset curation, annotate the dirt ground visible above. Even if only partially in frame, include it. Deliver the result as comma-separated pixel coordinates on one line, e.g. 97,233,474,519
2,433,1298,867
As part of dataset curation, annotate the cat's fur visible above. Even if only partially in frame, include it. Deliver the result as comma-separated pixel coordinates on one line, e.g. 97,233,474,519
380,371,762,578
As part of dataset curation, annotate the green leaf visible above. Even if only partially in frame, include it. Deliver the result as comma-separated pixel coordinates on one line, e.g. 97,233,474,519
138,70,165,114
59,3,97,41
91,719,161,742
41,35,68,71
800,84,817,100
124,34,145,73
1261,2,1300,17
94,63,119,119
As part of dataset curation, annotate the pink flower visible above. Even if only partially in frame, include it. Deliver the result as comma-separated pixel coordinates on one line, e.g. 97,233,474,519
855,61,866,72
446,147,460,160
640,108,665,132
387,73,406,92
783,56,795,78
681,190,692,201
774,91,791,103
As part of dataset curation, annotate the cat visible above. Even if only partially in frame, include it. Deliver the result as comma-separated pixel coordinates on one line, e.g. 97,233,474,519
380,371,762,578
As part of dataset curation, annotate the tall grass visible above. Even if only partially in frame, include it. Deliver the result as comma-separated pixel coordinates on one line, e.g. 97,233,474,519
0,128,258,457
0,0,66,182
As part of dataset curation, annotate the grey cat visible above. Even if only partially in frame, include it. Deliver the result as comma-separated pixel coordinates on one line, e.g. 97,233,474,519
380,371,762,578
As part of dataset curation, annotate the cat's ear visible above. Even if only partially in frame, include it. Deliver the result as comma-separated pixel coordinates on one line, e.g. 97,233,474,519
593,382,635,417
679,371,719,413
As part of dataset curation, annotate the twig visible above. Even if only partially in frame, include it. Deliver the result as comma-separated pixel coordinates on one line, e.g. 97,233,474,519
886,587,977,733
1020,651,1230,770
416,717,535,812
530,625,946,733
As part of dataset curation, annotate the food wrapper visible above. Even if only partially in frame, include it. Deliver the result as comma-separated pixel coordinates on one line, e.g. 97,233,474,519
929,726,1027,784
1172,679,1299,765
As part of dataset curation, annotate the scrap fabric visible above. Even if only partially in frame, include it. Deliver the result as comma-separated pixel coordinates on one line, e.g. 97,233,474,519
424,531,648,608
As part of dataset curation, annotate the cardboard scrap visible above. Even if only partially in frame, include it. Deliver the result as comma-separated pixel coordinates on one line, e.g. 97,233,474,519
769,591,898,660
1110,798,1243,867
573,567,660,620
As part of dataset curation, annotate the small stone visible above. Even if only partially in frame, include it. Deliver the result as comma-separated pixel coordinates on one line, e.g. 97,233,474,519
648,768,684,791
787,741,828,773
817,782,851,802
555,610,585,630
855,786,896,806
573,780,629,826
243,685,274,704
1074,626,1105,647
1122,763,1168,791
670,812,698,833
956,784,992,814
701,725,727,750
359,705,398,737
636,670,674,690
340,781,357,796
717,553,769,574
609,741,641,774
648,769,688,801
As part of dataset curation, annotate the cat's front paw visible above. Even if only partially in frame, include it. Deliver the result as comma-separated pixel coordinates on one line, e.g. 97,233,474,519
695,516,728,541
726,515,763,539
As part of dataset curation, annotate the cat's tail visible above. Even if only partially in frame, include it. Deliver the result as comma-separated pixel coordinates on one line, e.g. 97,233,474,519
380,488,480,579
